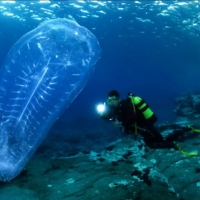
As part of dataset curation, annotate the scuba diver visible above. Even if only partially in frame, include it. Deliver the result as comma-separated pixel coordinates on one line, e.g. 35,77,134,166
97,90,193,150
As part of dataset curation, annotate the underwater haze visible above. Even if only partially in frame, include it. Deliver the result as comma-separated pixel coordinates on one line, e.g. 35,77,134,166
0,1,199,126
0,0,200,199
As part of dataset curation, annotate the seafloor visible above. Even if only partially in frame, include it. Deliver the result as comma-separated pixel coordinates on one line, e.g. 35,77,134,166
0,94,200,200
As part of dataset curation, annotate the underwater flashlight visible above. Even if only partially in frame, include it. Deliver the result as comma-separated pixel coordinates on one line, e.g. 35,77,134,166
96,102,106,114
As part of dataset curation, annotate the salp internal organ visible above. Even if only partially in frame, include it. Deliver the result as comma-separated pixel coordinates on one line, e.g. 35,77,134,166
0,18,100,181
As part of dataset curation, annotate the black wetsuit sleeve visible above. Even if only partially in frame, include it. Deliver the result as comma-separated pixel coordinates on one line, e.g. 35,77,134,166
117,100,137,131
100,107,116,121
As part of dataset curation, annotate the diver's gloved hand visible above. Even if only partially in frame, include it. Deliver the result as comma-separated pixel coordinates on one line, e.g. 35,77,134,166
112,120,126,132
112,119,122,127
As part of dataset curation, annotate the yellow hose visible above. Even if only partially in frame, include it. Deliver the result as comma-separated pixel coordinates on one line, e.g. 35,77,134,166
176,144,198,156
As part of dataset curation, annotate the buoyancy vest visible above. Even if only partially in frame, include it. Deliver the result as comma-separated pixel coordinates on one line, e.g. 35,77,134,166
128,94,154,120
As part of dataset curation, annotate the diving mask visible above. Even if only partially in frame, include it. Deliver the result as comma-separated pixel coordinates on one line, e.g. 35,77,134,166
107,96,118,105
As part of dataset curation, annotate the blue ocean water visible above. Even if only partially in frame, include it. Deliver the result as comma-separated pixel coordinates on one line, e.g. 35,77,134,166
0,1,200,199
0,0,200,160
0,1,200,126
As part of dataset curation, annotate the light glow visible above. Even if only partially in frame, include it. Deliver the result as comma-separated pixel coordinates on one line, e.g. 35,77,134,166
96,102,106,114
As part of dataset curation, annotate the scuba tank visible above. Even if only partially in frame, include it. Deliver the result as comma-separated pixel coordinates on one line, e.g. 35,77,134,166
128,93,154,120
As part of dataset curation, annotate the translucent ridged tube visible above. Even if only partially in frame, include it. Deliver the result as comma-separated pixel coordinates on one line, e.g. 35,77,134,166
0,18,100,181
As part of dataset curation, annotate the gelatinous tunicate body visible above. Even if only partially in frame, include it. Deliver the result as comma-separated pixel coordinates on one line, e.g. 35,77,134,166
0,18,100,181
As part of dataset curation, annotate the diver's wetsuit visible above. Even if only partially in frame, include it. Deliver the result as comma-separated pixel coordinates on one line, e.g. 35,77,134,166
102,98,188,149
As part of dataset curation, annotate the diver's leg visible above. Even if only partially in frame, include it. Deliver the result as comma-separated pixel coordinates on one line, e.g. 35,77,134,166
144,123,164,143
165,128,191,143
